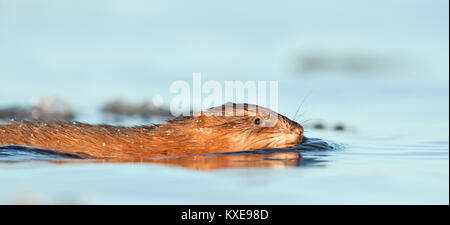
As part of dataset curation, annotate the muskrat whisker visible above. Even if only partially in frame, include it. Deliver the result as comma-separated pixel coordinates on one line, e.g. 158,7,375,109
293,110,310,124
299,118,322,125
293,91,312,122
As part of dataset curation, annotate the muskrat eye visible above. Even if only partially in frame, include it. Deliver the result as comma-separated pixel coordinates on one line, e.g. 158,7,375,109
254,118,261,125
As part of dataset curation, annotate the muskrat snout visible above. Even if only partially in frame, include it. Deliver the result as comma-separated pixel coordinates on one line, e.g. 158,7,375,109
293,128,303,136
291,125,304,145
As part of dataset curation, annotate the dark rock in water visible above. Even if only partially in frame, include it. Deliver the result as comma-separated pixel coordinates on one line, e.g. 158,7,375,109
305,121,350,132
0,97,75,121
102,99,172,118
296,50,398,74
313,122,325,130
333,124,346,131
0,107,29,119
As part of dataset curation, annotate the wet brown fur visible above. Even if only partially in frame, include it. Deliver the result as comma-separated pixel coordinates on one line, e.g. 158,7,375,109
0,103,303,160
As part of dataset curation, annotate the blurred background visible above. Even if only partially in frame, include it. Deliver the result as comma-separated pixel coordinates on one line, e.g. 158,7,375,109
0,0,448,137
0,0,448,204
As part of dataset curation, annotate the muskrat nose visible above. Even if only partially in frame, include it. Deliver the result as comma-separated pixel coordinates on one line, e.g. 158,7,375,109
293,128,303,137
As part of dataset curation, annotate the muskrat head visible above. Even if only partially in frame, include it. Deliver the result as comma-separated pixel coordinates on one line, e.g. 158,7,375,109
167,102,304,152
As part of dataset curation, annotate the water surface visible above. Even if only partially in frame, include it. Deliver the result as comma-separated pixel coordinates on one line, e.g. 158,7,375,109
0,0,448,204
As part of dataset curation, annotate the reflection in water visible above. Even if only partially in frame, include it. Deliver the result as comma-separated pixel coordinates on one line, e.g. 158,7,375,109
148,138,333,170
148,152,303,170
0,137,334,170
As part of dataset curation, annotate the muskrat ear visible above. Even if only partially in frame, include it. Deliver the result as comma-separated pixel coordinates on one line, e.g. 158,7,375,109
202,103,232,117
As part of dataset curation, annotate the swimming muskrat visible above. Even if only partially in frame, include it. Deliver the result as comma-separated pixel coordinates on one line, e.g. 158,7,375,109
0,103,303,160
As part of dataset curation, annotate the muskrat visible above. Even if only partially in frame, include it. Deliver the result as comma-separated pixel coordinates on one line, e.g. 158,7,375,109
0,103,303,160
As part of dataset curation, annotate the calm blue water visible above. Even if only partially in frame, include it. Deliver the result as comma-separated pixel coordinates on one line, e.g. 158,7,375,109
0,0,448,204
